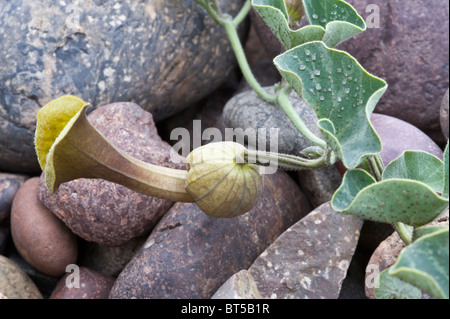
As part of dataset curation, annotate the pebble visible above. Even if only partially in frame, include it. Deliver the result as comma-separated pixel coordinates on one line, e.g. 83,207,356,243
223,87,321,156
371,113,444,165
247,202,363,299
0,255,43,299
0,0,246,173
109,171,311,299
11,177,78,277
50,267,115,299
0,173,27,224
341,0,449,145
78,235,146,277
38,102,185,246
297,165,342,208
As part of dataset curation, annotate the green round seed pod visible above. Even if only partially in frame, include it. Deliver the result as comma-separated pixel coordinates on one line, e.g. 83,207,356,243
185,142,264,218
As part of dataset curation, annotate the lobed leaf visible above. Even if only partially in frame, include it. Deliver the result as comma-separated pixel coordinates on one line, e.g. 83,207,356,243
383,151,445,194
274,41,386,168
252,0,365,49
444,141,449,199
332,170,449,227
389,228,449,299
374,269,422,299
252,0,324,50
303,0,366,47
413,225,449,242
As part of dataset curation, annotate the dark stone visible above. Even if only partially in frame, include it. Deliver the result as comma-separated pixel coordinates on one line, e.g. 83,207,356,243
297,165,342,208
341,0,449,145
0,226,9,255
248,202,363,299
223,87,321,156
0,0,246,173
109,171,311,299
78,236,146,277
50,267,115,299
39,102,185,246
0,173,27,224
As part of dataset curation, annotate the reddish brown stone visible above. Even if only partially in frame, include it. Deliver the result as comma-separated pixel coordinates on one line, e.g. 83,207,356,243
341,0,449,144
39,102,185,246
11,177,78,277
50,267,115,299
248,202,363,299
371,113,443,165
109,171,311,299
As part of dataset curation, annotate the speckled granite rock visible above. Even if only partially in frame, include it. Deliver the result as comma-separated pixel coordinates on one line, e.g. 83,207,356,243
50,267,115,299
0,255,43,299
109,171,311,299
441,89,449,140
212,270,262,299
0,0,246,173
0,173,27,224
247,202,363,299
223,87,321,155
341,0,449,144
39,102,184,246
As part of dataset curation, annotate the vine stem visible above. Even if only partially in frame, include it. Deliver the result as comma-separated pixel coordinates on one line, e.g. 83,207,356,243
276,85,327,149
233,0,252,27
222,20,277,104
245,148,329,170
368,154,413,245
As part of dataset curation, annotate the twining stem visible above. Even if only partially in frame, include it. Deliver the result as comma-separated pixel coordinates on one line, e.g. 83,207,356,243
202,1,329,149
394,222,413,246
245,148,329,170
233,0,252,27
276,85,327,149
222,20,277,104
368,154,413,245
368,156,383,182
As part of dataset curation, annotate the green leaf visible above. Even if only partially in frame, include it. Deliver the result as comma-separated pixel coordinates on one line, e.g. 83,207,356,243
252,0,365,49
375,269,422,299
389,228,449,299
274,41,387,168
383,151,445,194
332,171,449,227
303,0,366,47
252,0,325,50
444,141,449,199
332,169,376,211
413,225,449,242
